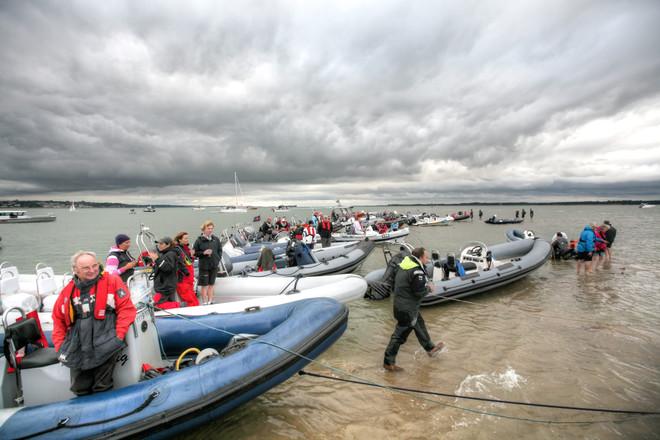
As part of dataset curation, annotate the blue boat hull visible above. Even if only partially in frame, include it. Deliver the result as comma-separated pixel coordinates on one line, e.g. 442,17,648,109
0,299,348,439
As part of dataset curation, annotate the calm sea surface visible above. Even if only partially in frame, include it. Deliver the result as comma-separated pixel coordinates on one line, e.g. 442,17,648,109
1,205,659,439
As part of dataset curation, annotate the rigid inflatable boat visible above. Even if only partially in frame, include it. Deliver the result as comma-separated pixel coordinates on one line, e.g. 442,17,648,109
332,226,409,243
222,240,375,277
484,216,523,225
0,298,347,439
364,238,551,306
505,229,536,241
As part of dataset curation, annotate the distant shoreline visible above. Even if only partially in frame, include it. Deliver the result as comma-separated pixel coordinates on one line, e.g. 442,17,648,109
1,199,658,209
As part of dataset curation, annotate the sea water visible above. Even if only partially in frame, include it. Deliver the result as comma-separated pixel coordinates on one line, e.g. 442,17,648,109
1,204,658,439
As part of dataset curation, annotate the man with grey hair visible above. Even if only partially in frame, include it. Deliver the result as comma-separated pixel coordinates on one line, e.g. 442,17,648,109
52,251,136,395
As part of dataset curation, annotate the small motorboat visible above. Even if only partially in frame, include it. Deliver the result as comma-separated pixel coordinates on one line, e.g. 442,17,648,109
143,206,156,213
0,297,347,438
332,226,409,243
221,240,375,277
364,238,551,305
505,229,536,241
412,214,453,227
639,203,656,208
484,215,523,225
129,209,136,214
0,211,56,224
450,211,470,221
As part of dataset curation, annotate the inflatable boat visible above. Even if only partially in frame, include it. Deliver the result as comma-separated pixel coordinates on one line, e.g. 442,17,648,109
450,211,470,221
221,240,365,275
332,226,409,243
412,215,453,227
364,238,551,305
484,216,523,225
221,240,374,277
0,298,348,439
505,229,536,241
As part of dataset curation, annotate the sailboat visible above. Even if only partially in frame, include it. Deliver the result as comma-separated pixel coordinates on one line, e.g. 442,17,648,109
68,201,76,212
219,172,248,213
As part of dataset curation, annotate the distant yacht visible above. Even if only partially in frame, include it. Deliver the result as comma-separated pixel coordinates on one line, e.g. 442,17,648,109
69,201,76,212
218,172,248,213
144,206,156,213
192,206,206,211
273,205,290,213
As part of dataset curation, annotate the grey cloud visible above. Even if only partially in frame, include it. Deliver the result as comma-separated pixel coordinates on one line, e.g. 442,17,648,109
1,1,660,203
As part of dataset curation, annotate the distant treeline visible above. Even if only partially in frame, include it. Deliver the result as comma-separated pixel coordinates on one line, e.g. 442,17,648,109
386,200,660,206
0,200,182,208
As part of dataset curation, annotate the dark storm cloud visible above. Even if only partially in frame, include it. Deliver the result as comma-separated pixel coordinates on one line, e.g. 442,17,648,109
1,0,659,203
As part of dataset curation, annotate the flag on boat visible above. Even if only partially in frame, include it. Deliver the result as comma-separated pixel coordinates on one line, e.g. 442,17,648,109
253,215,261,222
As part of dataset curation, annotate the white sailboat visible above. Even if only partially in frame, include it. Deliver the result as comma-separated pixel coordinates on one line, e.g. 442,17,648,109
219,172,248,213
69,201,76,212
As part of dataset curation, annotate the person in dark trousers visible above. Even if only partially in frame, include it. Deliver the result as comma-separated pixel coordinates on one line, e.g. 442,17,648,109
521,208,526,219
603,220,617,261
151,236,186,309
469,209,474,220
193,220,222,305
515,210,520,218
318,214,333,248
52,251,136,395
478,209,483,220
383,247,444,372
530,208,534,219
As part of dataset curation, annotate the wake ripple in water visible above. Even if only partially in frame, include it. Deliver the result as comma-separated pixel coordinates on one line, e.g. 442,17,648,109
456,366,527,395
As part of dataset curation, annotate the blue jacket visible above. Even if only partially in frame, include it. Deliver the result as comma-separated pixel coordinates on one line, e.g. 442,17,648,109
577,226,595,253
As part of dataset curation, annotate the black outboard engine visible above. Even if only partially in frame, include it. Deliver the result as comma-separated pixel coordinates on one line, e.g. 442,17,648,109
552,237,575,260
365,249,411,300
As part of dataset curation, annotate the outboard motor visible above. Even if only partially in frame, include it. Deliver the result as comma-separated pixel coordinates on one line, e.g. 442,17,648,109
365,248,410,300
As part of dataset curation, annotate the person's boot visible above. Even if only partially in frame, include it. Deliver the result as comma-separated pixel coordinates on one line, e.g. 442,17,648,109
383,364,404,372
427,341,445,357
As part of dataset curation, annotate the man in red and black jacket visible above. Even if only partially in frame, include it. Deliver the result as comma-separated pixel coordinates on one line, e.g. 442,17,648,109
318,214,333,248
52,251,137,396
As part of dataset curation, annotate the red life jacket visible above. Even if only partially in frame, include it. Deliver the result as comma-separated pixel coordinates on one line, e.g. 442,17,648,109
52,273,136,351
320,219,331,232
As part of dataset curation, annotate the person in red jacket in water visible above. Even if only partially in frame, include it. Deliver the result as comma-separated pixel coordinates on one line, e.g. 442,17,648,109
52,251,137,396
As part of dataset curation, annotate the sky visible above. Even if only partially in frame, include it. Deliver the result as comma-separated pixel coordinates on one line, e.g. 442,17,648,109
1,0,660,206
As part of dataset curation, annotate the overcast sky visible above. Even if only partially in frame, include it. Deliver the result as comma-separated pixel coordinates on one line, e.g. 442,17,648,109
1,1,659,205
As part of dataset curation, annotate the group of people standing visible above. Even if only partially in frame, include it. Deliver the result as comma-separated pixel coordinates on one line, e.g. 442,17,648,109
259,212,334,248
576,220,617,274
105,220,222,309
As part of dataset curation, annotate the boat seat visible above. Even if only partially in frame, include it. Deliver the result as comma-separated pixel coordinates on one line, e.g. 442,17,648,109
20,347,59,369
4,318,58,370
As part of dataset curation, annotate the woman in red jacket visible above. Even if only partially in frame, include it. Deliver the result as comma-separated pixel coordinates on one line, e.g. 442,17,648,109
174,231,199,306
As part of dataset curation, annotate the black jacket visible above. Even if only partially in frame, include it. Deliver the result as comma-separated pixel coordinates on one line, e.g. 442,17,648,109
393,255,429,314
193,234,222,270
153,247,179,295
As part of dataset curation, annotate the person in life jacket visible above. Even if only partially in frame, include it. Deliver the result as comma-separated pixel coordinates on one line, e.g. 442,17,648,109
105,233,138,282
52,251,136,396
302,223,317,249
318,214,333,248
152,236,187,310
260,217,274,241
383,247,444,372
174,231,198,307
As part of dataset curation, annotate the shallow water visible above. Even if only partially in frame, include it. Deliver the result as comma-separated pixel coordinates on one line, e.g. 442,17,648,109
1,205,659,438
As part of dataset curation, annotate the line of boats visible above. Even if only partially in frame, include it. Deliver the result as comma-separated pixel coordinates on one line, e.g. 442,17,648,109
0,226,553,437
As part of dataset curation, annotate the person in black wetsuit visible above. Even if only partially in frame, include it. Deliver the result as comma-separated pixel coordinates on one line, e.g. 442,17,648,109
603,220,617,261
383,247,444,372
